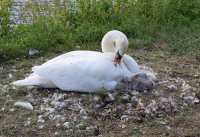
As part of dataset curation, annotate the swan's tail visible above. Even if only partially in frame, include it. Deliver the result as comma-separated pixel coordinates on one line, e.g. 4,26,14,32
12,74,56,88
13,79,33,86
12,75,40,87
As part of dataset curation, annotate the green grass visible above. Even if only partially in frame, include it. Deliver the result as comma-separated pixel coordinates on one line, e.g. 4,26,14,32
0,0,200,61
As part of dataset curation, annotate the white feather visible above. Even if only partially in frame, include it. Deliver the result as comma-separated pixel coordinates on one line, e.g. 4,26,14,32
14,101,33,110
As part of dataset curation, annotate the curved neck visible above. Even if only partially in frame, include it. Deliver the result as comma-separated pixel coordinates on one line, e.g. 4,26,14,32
101,38,116,53
101,30,128,54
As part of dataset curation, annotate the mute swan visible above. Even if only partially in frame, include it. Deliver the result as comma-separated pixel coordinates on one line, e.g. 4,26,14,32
13,30,154,92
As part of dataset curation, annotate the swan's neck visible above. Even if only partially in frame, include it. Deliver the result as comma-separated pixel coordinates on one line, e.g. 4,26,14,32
101,30,128,53
101,37,116,53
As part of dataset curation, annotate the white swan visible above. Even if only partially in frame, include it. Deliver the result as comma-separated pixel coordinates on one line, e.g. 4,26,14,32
13,30,146,92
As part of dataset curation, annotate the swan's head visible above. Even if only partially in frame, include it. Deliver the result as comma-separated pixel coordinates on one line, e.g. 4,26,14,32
113,39,128,64
101,30,129,64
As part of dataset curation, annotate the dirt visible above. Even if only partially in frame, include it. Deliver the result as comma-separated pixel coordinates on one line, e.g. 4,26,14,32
0,49,200,137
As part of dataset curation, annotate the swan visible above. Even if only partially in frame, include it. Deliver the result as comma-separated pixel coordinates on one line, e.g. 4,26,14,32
13,30,154,92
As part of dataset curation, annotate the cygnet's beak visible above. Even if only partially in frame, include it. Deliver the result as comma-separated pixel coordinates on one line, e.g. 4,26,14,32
113,50,122,66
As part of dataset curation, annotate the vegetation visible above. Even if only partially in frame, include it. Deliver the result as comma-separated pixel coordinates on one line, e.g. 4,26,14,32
0,0,200,61
0,1,200,136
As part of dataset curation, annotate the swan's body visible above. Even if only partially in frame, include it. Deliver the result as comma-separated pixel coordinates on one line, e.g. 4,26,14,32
13,30,151,92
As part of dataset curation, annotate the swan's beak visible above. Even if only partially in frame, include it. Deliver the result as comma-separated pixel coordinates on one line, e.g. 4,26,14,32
114,50,122,65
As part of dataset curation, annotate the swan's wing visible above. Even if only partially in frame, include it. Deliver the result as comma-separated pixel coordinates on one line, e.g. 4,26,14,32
32,51,100,71
122,55,156,81
123,54,140,74
33,52,123,92
44,51,100,64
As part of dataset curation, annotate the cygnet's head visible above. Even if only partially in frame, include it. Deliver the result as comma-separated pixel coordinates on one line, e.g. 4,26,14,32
101,30,129,64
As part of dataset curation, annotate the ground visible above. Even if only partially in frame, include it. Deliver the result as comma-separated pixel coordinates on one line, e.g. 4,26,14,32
0,48,200,137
